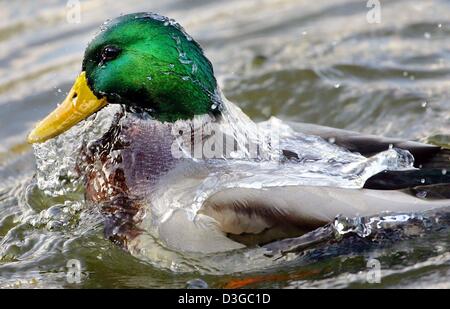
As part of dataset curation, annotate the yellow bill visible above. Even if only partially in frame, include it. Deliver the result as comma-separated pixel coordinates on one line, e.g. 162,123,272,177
27,72,107,144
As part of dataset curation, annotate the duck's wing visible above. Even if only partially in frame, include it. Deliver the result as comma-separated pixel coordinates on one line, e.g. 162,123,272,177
200,186,449,245
288,122,446,168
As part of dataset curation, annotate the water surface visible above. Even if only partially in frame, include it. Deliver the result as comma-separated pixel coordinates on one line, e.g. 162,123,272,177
0,0,449,288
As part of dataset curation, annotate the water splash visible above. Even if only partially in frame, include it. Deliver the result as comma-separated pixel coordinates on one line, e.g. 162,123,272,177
156,98,415,221
32,105,120,196
333,213,426,239
29,96,417,272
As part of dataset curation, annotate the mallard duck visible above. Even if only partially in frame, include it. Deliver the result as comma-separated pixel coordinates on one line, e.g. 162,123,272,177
28,13,450,254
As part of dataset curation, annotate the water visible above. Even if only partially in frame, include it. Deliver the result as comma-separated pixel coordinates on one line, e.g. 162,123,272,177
1,0,450,288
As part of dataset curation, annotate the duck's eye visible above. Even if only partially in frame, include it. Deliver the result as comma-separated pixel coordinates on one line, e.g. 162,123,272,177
100,45,121,62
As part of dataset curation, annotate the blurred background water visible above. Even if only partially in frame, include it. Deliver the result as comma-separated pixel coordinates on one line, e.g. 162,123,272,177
0,0,449,288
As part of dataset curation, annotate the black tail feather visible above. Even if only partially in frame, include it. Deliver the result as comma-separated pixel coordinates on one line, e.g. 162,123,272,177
364,169,450,190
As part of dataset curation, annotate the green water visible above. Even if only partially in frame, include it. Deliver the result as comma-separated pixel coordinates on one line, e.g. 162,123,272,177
0,0,449,288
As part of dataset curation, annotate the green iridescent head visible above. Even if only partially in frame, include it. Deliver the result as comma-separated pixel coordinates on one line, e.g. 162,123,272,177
28,13,221,143
82,12,220,121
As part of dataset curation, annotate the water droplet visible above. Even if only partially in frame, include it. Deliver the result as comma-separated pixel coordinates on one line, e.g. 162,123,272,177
442,169,447,175
230,151,241,159
163,21,169,26
211,103,218,110
186,279,208,289
403,71,408,77
328,137,336,144
424,32,431,39
171,34,181,45
388,144,394,149
169,19,178,27
409,75,415,81
169,64,175,69
57,88,62,93
147,76,152,81
421,101,428,108
438,23,442,28
302,30,308,36
333,215,371,238
191,63,198,74
434,244,445,253
334,83,340,89
179,58,192,65
182,76,189,81
416,191,427,198
420,178,426,184
144,13,167,22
